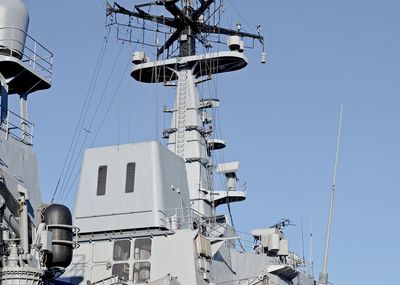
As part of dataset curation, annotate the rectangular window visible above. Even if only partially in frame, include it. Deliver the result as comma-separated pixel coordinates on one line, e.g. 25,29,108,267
97,165,107,196
125,162,136,193
113,240,131,261
112,263,130,281
133,262,151,283
134,238,152,260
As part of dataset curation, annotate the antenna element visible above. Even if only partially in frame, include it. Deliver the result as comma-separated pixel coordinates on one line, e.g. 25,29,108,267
318,104,344,285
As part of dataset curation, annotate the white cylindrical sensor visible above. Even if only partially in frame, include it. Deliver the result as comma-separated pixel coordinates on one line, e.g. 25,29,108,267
0,0,30,59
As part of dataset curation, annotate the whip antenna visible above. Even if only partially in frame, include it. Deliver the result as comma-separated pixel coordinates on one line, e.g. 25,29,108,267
318,104,343,285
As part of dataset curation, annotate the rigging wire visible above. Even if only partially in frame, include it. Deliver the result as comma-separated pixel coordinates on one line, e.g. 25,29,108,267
55,40,110,201
59,44,123,200
58,43,126,203
90,57,132,147
61,57,132,204
55,0,257,238
211,47,247,252
51,37,108,203
226,0,257,34
194,37,245,250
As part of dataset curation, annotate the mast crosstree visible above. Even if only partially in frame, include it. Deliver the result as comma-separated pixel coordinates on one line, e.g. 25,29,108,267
106,0,264,58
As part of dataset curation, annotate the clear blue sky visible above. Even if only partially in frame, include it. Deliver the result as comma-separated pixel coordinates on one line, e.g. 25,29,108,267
21,1,400,284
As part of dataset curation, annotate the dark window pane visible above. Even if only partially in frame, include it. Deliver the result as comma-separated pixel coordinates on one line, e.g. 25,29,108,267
112,263,130,281
134,238,151,260
133,262,151,283
97,166,107,196
113,240,131,261
125,162,136,193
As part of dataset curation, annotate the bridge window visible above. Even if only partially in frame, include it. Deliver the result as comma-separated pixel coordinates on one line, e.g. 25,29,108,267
112,263,130,281
113,240,131,261
133,262,151,283
134,238,152,260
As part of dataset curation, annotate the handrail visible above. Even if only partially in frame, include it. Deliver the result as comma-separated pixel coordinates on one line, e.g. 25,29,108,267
0,37,52,67
0,107,34,145
0,26,53,55
0,26,53,81
7,108,34,127
159,206,255,251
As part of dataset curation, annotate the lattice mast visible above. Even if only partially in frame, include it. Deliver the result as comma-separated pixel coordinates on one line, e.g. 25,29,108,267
107,0,265,217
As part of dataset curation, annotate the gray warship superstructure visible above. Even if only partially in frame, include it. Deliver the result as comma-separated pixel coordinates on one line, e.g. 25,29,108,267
0,1,337,285
64,1,316,285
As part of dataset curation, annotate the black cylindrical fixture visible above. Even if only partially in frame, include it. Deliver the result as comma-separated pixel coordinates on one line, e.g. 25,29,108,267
43,204,73,269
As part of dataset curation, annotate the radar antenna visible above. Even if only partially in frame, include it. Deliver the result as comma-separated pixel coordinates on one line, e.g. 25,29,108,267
106,0,265,58
269,219,294,230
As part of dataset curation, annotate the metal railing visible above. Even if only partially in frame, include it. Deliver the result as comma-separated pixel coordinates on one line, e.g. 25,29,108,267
235,230,258,251
90,275,128,285
0,27,53,81
1,108,34,145
159,207,204,230
158,207,253,251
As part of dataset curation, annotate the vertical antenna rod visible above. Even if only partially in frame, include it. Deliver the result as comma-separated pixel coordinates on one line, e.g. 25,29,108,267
301,216,305,262
318,104,343,285
309,216,314,279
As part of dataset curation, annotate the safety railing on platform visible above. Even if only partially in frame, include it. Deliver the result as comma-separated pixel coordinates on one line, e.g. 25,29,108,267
235,230,258,252
159,207,255,252
0,108,34,145
0,27,53,81
159,207,204,230
90,275,128,285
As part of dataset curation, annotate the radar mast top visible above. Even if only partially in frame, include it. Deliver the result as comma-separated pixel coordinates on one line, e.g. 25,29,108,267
105,0,266,218
106,0,265,59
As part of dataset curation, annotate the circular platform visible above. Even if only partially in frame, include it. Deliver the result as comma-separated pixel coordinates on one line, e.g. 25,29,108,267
208,139,226,150
131,51,248,83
